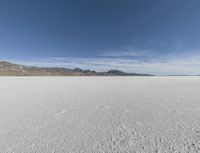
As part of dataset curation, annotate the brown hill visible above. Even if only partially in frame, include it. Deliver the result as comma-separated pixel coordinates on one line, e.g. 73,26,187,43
0,61,153,76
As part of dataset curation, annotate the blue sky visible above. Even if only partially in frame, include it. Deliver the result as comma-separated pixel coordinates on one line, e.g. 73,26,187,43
1,0,200,75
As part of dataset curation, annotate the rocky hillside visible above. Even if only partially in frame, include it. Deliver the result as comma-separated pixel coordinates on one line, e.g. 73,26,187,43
0,61,153,76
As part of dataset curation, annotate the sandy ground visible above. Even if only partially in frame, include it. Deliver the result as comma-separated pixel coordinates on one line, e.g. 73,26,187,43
0,77,200,153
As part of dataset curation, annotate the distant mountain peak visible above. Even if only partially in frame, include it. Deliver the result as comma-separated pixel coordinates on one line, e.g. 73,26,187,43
0,61,153,76
107,70,126,75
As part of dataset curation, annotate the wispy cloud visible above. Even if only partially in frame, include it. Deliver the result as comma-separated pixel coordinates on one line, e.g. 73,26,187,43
12,51,200,75
101,47,155,58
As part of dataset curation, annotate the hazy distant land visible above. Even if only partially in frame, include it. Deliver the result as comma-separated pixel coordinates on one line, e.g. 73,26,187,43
0,61,153,76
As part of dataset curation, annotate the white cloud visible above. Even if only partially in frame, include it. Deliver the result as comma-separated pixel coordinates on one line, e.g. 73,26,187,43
101,47,155,57
12,52,200,75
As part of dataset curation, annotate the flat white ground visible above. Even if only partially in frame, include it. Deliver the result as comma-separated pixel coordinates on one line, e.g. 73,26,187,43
0,77,200,153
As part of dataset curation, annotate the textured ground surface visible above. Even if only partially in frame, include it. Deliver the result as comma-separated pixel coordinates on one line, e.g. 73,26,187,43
0,77,200,153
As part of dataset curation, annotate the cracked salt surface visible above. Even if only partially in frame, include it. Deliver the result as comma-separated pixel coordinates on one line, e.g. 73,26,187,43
0,77,200,153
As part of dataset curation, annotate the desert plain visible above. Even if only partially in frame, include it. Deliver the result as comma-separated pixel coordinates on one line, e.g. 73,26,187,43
0,77,200,153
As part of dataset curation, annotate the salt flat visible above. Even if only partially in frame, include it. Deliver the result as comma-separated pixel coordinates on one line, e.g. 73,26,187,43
0,77,200,153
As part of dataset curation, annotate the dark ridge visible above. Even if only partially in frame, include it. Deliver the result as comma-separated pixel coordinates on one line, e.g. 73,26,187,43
0,61,153,76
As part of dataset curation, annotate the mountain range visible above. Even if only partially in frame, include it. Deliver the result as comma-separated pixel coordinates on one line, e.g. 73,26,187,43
0,61,153,76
